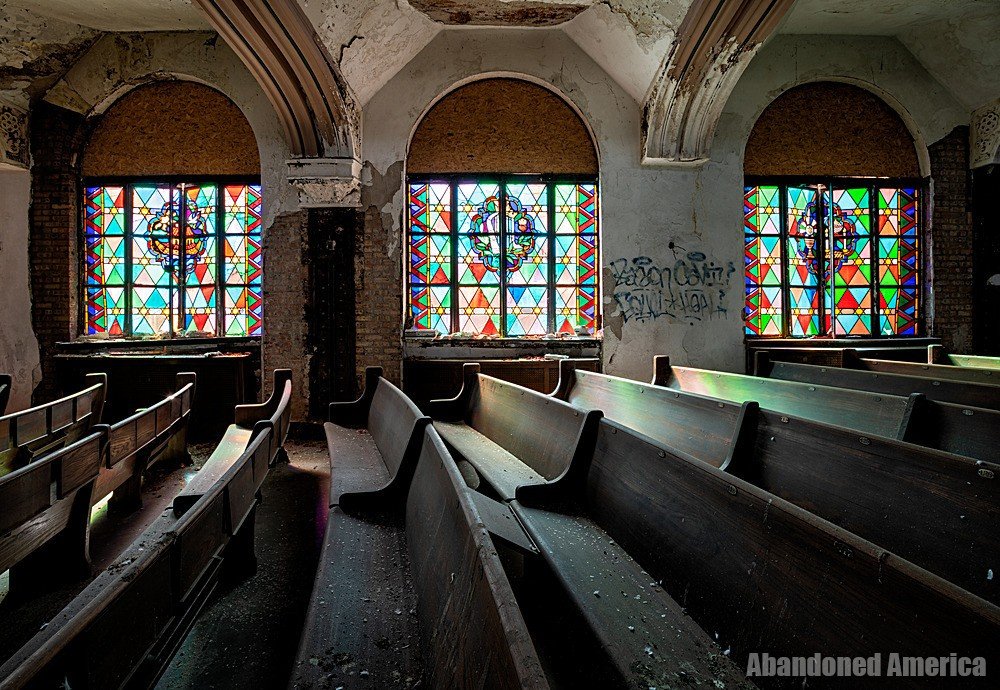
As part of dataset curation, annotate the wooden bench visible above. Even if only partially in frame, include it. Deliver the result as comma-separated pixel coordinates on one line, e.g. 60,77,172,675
757,354,1000,411
0,387,292,690
293,423,549,689
516,419,1000,675
0,431,106,598
0,373,11,416
656,356,1000,463
0,374,106,478
929,344,1000,370
93,372,197,511
427,364,602,501
553,361,1000,603
846,351,1000,385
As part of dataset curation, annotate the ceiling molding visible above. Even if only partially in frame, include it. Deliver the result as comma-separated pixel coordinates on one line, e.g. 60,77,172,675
642,0,795,166
192,0,359,160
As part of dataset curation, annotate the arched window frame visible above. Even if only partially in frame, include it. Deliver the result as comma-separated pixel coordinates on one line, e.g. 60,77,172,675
743,175,925,339
82,174,263,339
407,172,600,337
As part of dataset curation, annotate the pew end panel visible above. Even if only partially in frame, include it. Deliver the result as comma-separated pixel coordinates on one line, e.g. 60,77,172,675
405,427,548,690
423,362,481,421
326,365,382,428
235,368,292,430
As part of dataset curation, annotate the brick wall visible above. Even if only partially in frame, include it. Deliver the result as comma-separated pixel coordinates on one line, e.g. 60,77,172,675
354,202,403,387
928,127,974,353
29,102,87,402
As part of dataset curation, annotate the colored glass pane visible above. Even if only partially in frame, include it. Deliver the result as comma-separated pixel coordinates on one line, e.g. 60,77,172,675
84,182,262,337
743,185,785,336
408,179,600,336
877,187,919,335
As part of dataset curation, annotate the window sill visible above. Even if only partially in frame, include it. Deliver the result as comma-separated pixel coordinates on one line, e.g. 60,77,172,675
57,335,261,354
403,334,602,359
745,336,939,348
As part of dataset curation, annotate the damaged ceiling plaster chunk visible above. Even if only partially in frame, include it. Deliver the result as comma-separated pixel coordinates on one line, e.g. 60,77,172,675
409,0,593,26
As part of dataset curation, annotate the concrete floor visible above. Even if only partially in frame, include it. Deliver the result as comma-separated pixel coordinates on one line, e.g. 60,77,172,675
0,438,331,689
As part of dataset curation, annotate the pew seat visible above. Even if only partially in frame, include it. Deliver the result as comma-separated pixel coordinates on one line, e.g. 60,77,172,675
427,365,601,501
173,369,292,517
293,422,548,689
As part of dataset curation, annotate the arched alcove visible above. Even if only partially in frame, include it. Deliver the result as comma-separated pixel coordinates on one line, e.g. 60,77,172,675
405,77,600,337
82,80,260,177
744,81,920,178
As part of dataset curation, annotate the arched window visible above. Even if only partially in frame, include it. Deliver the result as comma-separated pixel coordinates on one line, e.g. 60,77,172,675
743,82,923,338
82,81,262,338
406,78,599,337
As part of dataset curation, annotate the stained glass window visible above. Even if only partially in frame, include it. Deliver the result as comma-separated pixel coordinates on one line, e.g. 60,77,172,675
85,180,262,338
744,180,920,338
408,177,599,336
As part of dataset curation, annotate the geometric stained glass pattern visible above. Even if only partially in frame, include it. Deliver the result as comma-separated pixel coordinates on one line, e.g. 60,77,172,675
85,181,262,338
407,177,600,337
743,181,920,339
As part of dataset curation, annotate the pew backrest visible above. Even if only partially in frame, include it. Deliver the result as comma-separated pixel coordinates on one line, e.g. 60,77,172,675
853,355,1000,385
0,430,105,574
461,373,599,481
929,344,1000,370
741,408,1000,604
405,428,548,689
0,374,106,476
659,362,909,438
554,363,743,468
583,419,1000,665
763,359,1000,411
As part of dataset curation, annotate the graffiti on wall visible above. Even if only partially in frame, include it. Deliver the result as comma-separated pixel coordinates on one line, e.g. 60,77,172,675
610,251,736,324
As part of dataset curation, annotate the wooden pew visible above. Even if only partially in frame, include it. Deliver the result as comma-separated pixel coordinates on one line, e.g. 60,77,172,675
929,344,1000,370
293,422,551,689
757,354,1000,411
515,419,1000,680
95,372,197,510
427,364,602,501
0,381,292,690
656,357,1000,463
0,373,11,416
847,351,1000,385
0,374,106,478
552,361,1000,604
0,431,105,597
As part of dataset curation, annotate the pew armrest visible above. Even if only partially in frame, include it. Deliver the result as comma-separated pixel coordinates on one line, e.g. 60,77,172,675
549,359,576,400
328,366,382,427
0,373,11,416
235,369,292,428
425,362,481,421
651,355,670,386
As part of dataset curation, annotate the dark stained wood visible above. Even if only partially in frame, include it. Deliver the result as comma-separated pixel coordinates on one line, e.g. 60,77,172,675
0,373,10,416
0,391,290,689
290,508,424,689
554,362,739,467
405,428,547,689
930,345,1000,370
428,368,602,500
0,374,106,477
855,354,1000,384
0,432,104,582
578,420,1000,670
763,359,1000,411
325,370,430,512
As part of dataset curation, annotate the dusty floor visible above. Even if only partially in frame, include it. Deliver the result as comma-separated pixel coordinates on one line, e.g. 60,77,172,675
0,438,331,688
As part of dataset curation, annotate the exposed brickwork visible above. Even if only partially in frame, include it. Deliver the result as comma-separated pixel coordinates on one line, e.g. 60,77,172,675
29,102,87,402
354,203,403,387
928,127,974,353
261,209,311,420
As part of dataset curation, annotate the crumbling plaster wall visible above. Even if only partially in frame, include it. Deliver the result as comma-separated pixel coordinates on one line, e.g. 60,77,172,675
39,32,312,418
0,168,41,408
363,29,972,382
362,29,745,381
